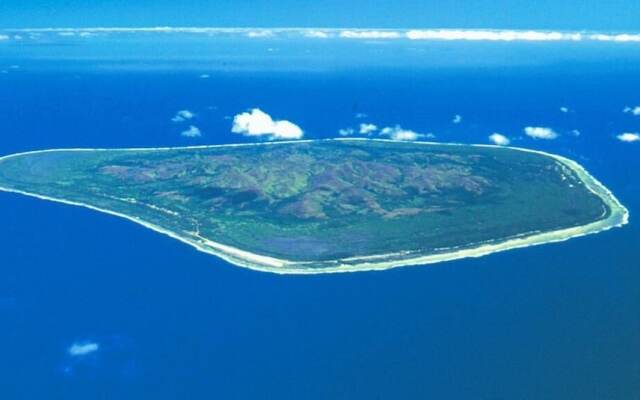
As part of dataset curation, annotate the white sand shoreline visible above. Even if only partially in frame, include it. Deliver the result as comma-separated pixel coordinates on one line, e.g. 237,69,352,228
0,138,629,274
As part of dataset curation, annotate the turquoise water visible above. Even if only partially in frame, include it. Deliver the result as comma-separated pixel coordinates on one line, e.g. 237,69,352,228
0,32,638,399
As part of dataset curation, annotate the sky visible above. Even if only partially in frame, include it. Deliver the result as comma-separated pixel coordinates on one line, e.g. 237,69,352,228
1,0,640,30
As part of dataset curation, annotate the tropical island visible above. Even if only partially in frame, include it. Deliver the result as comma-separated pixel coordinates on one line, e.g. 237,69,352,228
0,138,629,274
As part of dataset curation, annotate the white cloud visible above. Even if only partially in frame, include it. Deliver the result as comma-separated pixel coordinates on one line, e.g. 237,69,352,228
13,28,640,44
304,30,329,39
232,108,303,140
171,109,196,122
359,123,377,134
68,341,99,357
339,128,355,136
617,132,640,142
247,30,274,38
560,106,569,113
340,30,401,39
524,126,559,140
406,29,582,41
570,129,581,137
452,114,462,124
181,125,202,137
355,113,368,119
623,106,640,116
589,33,640,42
57,31,76,37
380,125,432,141
0,35,10,41
488,133,510,146
199,74,210,79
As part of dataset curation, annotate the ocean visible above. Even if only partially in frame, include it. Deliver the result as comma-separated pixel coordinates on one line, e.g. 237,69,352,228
0,31,638,399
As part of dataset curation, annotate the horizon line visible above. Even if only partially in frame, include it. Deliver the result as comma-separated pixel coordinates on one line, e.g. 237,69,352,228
2,27,639,42
5,26,640,32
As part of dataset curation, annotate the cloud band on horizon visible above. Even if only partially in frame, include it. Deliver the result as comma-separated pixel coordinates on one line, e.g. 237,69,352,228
3,28,640,43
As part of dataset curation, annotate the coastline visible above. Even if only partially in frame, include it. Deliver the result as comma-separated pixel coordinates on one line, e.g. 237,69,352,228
0,138,630,274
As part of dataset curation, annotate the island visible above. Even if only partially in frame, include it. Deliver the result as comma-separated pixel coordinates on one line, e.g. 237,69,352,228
0,138,629,274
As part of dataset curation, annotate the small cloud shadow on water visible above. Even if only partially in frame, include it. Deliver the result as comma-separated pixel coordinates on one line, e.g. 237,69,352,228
0,297,18,310
58,335,139,380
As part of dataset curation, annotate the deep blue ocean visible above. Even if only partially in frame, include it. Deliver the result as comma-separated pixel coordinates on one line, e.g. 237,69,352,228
0,32,638,399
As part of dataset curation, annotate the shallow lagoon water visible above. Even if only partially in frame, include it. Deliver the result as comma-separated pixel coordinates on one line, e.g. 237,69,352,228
0,32,638,398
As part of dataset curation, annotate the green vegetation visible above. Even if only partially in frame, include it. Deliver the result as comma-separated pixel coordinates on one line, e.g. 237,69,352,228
0,139,628,273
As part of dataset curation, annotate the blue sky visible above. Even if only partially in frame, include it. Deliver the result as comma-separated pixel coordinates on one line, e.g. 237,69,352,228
1,0,639,30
